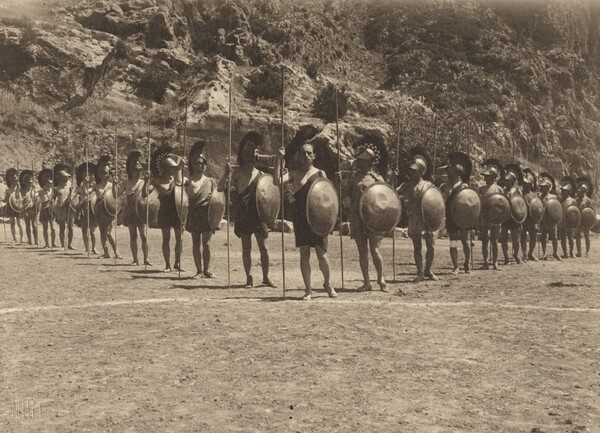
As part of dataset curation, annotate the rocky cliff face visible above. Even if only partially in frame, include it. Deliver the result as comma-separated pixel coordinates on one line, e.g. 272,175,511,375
0,0,599,193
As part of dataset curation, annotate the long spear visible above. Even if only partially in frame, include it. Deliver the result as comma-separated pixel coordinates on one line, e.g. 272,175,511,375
2,178,6,243
335,87,344,290
50,158,55,252
280,65,286,298
179,99,188,279
32,160,38,247
393,113,400,282
114,128,119,265
227,79,232,288
85,139,91,259
70,135,76,251
145,121,151,272
65,128,73,251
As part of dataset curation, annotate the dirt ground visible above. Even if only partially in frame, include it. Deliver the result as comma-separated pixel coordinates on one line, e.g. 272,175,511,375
1,223,599,433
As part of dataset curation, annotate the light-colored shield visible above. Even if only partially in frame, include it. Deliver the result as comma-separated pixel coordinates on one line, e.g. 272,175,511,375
208,190,226,231
483,193,511,224
527,194,544,224
135,188,160,228
580,207,596,230
542,197,563,226
564,205,581,229
256,173,281,229
104,187,117,217
422,186,445,231
359,182,402,235
8,191,24,213
307,177,339,237
450,188,480,229
510,195,528,224
174,185,189,225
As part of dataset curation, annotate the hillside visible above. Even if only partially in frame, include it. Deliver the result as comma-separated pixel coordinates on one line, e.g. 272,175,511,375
1,0,599,189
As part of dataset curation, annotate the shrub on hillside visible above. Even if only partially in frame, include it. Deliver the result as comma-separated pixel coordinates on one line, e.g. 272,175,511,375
312,83,348,124
114,38,131,60
136,63,173,103
246,66,283,102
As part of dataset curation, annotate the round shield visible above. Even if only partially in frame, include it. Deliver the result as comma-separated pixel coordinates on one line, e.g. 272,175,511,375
422,186,445,231
104,187,117,217
564,205,581,229
8,191,24,213
135,188,160,228
510,195,528,224
70,192,81,211
174,185,189,225
527,195,544,224
483,193,511,224
208,190,226,231
450,188,480,229
256,173,281,228
542,197,563,226
580,207,596,230
359,182,402,235
307,177,339,237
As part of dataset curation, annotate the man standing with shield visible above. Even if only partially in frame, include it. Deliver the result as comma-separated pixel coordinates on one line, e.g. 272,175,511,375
558,176,579,259
274,139,338,300
520,168,542,262
74,162,98,255
441,151,478,275
37,168,56,248
500,164,526,265
539,172,562,261
397,147,440,282
94,155,122,259
575,176,594,257
217,131,277,288
53,163,76,251
186,140,220,279
18,169,38,245
4,168,24,243
478,158,506,270
342,134,393,292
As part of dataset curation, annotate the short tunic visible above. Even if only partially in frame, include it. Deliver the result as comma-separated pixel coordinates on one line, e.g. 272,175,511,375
186,177,217,233
38,188,53,224
54,188,73,224
399,178,434,238
157,186,181,230
94,183,115,228
347,171,384,239
234,173,268,238
124,179,145,227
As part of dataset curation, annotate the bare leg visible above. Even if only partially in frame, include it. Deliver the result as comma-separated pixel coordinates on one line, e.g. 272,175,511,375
316,245,335,297
67,219,75,249
299,246,312,298
541,227,548,258
106,228,121,258
528,227,538,260
500,226,509,264
584,230,591,256
191,231,202,277
559,227,568,257
490,225,500,269
241,235,252,286
139,225,150,264
173,227,182,270
10,217,16,242
368,234,386,290
511,227,521,263
202,231,213,275
161,227,171,271
25,217,32,244
58,222,66,248
461,230,471,273
31,217,38,245
481,230,489,268
42,220,49,247
81,225,89,253
575,230,582,256
128,224,139,264
568,230,574,258
17,217,23,242
424,232,437,280
354,234,371,290
411,235,424,282
255,232,275,286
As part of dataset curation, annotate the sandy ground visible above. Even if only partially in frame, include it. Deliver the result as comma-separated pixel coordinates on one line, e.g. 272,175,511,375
1,224,599,432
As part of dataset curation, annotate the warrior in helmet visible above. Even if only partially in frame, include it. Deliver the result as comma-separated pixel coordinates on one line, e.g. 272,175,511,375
441,151,473,275
119,150,151,266
520,168,539,261
185,140,218,278
274,130,337,300
558,175,577,259
151,144,185,272
500,164,524,265
397,147,438,282
53,163,76,250
342,134,389,292
218,131,277,288
94,154,122,259
18,169,38,245
538,172,561,261
574,176,593,257
3,168,23,243
478,158,505,270
74,162,98,255
37,168,57,248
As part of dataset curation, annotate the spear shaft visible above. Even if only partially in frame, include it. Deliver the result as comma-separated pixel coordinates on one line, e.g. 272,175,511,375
145,121,151,272
179,99,188,279
85,140,90,259
227,79,232,288
393,113,401,282
335,87,344,289
114,128,119,265
280,66,286,298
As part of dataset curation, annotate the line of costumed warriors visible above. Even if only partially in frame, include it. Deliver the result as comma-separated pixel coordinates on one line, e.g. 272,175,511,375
1,132,597,300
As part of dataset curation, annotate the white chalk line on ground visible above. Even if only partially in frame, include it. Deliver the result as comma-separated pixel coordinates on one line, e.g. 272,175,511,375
0,297,598,315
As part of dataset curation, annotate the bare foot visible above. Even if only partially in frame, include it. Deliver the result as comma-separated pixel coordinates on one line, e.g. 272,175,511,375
324,284,338,298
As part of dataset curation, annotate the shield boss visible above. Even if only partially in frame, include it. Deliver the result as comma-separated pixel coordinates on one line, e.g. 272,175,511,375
256,174,281,229
527,195,544,224
422,186,445,231
484,193,510,224
359,182,401,235
450,188,480,229
510,195,528,224
307,177,339,237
